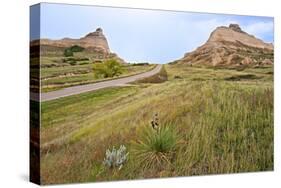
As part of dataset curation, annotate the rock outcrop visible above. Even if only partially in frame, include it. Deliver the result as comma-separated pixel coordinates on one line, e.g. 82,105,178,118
31,28,125,63
228,23,244,33
178,24,274,66
31,28,110,54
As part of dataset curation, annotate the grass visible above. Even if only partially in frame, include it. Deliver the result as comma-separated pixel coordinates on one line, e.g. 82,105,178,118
40,54,155,92
40,64,273,184
41,64,155,92
173,84,273,175
41,86,139,146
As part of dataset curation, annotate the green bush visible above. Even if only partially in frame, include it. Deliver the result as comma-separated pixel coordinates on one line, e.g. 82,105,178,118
132,124,178,170
64,48,73,57
132,62,149,66
93,59,123,78
69,45,84,52
69,60,77,66
63,45,84,57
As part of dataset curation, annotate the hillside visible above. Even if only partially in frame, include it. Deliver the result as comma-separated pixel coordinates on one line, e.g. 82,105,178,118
177,24,274,66
40,63,273,184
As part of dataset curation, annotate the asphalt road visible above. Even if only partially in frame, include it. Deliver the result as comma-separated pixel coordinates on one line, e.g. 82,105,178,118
35,64,162,102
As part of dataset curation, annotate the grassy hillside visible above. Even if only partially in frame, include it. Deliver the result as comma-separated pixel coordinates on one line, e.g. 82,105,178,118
40,64,273,184
37,47,155,92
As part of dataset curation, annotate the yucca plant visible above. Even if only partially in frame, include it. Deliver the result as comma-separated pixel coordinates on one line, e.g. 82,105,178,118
132,117,178,170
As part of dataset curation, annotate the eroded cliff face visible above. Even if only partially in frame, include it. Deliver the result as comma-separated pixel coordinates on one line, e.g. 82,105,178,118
178,24,274,66
208,24,273,50
30,28,126,63
31,28,110,54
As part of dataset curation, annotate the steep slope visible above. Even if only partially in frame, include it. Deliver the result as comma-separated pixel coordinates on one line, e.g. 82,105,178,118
178,24,274,66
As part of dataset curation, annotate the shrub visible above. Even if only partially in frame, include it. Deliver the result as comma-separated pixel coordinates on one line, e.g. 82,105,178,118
174,75,182,79
69,60,77,66
132,114,178,170
224,74,261,81
132,62,149,66
69,45,84,52
63,45,84,57
64,48,73,57
103,145,129,170
93,59,123,78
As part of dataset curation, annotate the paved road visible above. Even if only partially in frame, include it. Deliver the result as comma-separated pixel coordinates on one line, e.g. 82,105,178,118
34,64,162,102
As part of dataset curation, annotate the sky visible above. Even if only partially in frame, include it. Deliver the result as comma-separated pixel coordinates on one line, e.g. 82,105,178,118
31,3,274,64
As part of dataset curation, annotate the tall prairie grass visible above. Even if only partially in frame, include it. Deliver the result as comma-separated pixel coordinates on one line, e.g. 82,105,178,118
40,65,273,184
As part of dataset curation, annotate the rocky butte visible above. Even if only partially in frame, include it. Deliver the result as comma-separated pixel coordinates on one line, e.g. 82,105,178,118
177,24,274,66
30,28,124,63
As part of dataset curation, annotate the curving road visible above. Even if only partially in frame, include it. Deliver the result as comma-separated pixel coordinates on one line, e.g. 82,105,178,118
36,64,162,102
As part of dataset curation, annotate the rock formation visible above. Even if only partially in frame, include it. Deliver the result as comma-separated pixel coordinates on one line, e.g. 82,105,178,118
30,28,125,63
31,28,110,54
178,24,274,66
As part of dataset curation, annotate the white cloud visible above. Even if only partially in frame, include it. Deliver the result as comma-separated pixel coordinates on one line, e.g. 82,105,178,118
242,21,274,41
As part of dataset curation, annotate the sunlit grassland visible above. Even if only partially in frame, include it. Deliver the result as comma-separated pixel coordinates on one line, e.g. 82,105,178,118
40,64,273,184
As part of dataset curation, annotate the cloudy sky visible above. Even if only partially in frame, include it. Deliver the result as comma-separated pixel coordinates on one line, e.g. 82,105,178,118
31,3,274,64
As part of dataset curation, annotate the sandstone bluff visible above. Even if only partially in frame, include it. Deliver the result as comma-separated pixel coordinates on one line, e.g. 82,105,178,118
177,24,274,66
31,28,124,63
31,28,110,53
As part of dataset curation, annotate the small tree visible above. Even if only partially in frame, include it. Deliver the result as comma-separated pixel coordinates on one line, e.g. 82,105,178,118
64,48,73,57
69,45,84,52
93,59,123,78
63,45,84,57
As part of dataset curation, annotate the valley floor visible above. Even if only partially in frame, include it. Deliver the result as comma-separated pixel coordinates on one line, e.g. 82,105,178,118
40,64,273,184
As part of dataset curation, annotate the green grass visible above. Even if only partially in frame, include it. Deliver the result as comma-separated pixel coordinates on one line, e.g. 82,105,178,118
40,64,273,184
41,86,139,146
173,83,273,175
40,54,155,92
